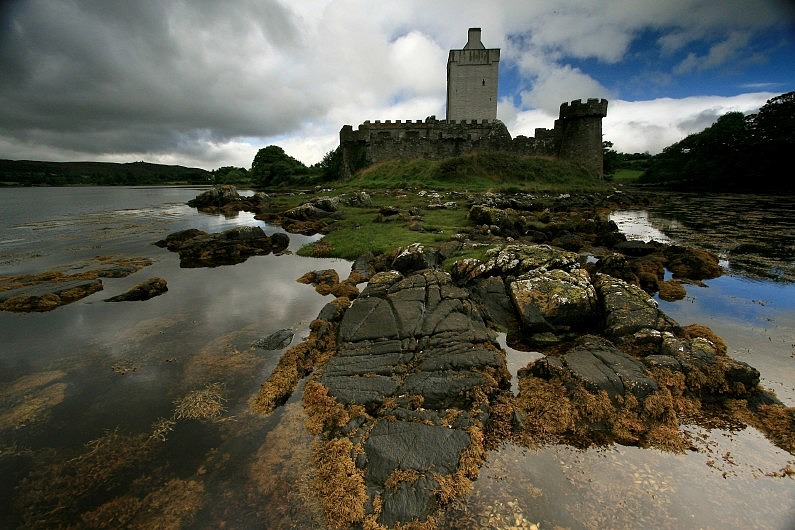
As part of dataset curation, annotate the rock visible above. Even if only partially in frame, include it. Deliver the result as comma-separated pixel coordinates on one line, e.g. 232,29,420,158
309,269,509,525
451,244,581,284
428,201,458,210
469,276,514,328
390,243,440,273
351,252,376,282
253,329,294,350
614,240,657,256
251,191,271,208
343,191,373,207
594,273,680,341
157,226,287,267
187,185,271,215
270,232,290,253
154,228,208,251
595,253,637,284
0,278,103,312
379,205,400,216
509,268,597,332
468,205,527,237
188,185,241,208
379,475,441,527
104,277,168,302
365,421,469,525
563,336,659,400
664,245,722,280
552,233,584,251
282,203,333,221
311,196,340,212
297,269,359,298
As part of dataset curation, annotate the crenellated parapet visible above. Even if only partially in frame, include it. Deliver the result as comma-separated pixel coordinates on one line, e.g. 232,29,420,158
558,98,608,120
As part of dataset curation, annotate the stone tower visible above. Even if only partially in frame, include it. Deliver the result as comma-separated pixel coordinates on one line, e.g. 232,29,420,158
446,28,500,122
555,98,609,178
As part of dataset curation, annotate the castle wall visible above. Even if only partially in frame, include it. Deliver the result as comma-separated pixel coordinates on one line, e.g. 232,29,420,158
338,99,608,179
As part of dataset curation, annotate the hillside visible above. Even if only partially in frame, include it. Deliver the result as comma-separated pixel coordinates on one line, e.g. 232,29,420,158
0,159,211,186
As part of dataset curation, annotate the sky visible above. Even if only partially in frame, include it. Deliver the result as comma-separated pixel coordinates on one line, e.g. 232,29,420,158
0,0,793,170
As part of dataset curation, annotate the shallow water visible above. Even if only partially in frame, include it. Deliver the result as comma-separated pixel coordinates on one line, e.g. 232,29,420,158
1,187,794,528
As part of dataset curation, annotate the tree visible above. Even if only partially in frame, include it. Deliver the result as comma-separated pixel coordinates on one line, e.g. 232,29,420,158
318,146,343,181
250,145,307,186
642,91,794,191
746,91,795,187
602,140,619,178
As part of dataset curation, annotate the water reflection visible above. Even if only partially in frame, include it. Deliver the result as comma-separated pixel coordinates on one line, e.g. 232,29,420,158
608,210,673,243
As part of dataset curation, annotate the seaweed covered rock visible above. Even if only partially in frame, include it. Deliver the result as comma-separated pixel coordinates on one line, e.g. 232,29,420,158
155,226,288,267
104,277,168,302
251,242,793,527
187,185,271,214
0,278,104,312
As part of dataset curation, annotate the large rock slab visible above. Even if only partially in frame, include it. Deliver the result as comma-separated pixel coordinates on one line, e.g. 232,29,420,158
311,269,509,526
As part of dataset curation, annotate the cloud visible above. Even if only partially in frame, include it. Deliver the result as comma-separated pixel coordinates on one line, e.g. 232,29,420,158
674,31,752,73
0,0,791,168
603,93,775,154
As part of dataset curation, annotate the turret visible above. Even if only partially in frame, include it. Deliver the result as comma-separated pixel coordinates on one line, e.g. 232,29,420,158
555,98,609,179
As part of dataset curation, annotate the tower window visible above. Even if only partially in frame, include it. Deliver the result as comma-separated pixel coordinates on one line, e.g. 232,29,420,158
482,79,485,86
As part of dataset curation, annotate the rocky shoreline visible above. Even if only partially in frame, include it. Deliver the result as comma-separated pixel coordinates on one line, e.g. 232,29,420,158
3,184,792,528
191,185,794,528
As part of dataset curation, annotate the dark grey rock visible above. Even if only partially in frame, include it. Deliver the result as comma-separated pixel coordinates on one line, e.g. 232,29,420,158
319,374,399,409
364,421,470,484
563,336,658,400
379,475,441,526
401,370,485,409
469,276,515,328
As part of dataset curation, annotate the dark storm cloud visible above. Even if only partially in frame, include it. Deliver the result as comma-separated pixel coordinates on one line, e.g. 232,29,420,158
0,0,309,158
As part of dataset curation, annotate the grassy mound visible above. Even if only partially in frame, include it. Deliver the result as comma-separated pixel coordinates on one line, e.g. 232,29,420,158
347,151,600,192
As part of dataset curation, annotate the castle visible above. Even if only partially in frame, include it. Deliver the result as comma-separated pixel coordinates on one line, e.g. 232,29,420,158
339,28,608,178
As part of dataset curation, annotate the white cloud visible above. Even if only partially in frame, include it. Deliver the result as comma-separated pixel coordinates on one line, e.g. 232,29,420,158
603,93,775,154
0,0,791,168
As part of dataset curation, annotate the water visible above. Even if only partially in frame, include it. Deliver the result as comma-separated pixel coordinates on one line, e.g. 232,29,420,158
1,188,794,528
0,187,348,528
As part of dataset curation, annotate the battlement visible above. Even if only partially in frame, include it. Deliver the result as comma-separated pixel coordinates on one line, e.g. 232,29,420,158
559,98,608,119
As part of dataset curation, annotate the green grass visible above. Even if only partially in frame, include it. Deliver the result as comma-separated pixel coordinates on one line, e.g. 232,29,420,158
292,151,613,260
297,200,472,260
610,168,644,183
337,151,607,193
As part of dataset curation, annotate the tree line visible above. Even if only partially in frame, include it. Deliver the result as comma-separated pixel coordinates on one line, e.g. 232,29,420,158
638,91,794,191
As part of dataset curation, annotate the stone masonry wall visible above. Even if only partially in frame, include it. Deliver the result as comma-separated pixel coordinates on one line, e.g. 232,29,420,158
339,98,608,179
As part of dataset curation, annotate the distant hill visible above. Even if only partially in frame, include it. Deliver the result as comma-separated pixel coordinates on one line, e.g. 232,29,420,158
0,159,212,186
